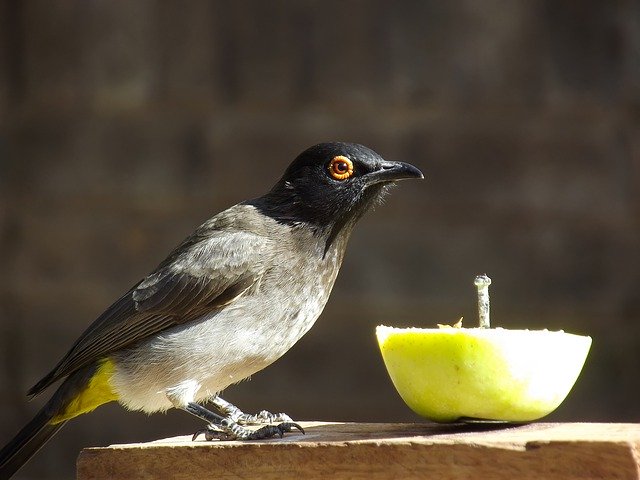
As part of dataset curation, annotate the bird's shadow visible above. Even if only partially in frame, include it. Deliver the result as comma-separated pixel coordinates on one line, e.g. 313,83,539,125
290,420,529,443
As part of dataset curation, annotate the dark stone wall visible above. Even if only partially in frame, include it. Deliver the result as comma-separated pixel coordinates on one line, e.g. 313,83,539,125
1,1,639,478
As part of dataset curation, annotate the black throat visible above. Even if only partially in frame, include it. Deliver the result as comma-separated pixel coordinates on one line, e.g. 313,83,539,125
248,182,388,255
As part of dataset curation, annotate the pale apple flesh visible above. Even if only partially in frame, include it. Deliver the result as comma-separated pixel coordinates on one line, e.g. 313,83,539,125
377,326,592,423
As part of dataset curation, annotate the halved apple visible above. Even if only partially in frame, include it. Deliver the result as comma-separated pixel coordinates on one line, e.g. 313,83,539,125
376,325,591,422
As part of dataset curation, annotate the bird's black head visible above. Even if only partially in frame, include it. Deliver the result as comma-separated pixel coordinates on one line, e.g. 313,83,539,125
254,142,423,246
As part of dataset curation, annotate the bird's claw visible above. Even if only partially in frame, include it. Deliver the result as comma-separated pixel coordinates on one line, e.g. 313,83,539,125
232,421,304,440
192,420,304,442
209,397,293,425
235,410,293,425
192,426,228,441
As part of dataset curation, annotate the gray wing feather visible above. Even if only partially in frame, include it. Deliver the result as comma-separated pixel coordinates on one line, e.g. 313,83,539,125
28,228,270,397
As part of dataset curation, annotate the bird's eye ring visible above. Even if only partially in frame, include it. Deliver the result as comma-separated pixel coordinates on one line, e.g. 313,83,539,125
328,156,354,180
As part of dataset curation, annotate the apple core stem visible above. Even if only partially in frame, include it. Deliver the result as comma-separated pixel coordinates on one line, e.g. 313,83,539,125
474,274,492,328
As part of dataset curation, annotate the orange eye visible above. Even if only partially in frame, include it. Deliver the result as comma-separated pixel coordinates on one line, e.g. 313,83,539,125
328,156,354,180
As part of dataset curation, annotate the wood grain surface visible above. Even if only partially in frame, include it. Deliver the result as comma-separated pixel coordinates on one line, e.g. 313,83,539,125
77,422,640,480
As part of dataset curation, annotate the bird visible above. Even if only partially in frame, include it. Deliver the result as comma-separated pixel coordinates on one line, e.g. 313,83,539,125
0,142,423,478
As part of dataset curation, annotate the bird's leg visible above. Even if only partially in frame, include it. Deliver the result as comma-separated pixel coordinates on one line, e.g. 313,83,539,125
183,402,303,441
209,395,293,425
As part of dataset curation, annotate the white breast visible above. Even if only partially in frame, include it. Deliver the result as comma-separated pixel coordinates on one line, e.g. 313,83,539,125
110,240,344,414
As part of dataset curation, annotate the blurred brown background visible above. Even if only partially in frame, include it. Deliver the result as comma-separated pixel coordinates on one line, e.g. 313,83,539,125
1,0,639,478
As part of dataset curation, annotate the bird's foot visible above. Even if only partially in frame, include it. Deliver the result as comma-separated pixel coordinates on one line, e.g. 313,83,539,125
192,418,304,441
229,409,293,425
210,396,293,425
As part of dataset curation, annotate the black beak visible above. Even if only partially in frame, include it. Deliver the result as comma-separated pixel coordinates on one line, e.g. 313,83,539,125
365,161,424,185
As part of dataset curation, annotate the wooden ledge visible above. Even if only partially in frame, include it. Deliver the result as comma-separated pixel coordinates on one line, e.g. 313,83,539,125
77,422,640,479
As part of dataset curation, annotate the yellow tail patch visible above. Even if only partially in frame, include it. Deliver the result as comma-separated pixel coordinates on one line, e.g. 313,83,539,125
50,358,119,424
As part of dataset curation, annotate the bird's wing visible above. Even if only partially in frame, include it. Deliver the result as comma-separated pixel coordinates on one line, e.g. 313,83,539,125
28,228,272,397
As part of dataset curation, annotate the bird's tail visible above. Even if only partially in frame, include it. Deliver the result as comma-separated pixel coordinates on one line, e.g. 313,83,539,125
0,361,111,479
0,405,67,480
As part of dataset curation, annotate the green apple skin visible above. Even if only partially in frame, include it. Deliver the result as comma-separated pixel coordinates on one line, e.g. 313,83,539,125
377,326,592,422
